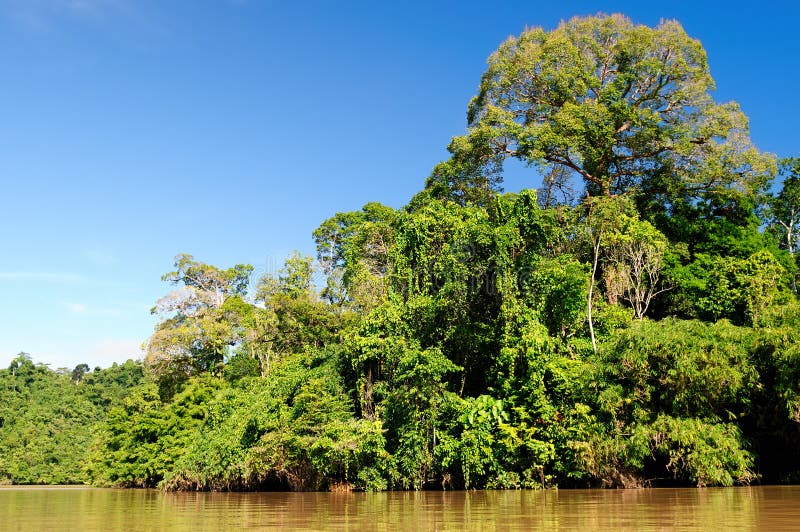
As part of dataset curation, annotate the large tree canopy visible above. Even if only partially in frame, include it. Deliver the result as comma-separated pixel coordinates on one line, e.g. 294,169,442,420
426,14,774,203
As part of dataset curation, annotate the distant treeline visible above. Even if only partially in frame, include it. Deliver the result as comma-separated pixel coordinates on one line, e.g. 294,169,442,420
4,14,800,490
0,356,143,484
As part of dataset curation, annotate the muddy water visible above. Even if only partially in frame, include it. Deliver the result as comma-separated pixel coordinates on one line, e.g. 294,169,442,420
2,485,799,530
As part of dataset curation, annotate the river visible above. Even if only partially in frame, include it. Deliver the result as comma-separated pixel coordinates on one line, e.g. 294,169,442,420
2,486,799,530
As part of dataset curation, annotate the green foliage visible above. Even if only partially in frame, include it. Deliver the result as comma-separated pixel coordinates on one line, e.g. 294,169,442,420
578,319,760,487
8,14,800,492
599,319,756,420
162,253,253,301
580,415,754,488
145,255,256,397
314,203,395,311
0,355,144,485
520,255,588,337
119,350,388,492
766,158,800,257
427,14,774,201
668,250,790,325
90,375,222,487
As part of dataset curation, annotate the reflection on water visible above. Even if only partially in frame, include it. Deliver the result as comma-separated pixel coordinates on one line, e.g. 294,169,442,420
2,485,800,531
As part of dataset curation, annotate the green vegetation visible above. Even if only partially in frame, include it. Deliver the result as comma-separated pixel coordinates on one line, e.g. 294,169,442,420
0,354,143,484
5,14,800,490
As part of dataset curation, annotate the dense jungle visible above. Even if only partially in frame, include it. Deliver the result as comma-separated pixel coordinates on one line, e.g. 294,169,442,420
4,14,800,491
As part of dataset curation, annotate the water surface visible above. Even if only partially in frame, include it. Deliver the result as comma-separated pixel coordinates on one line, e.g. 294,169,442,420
2,485,799,530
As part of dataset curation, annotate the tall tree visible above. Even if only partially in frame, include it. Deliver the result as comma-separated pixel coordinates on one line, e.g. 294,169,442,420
604,211,670,319
427,14,774,202
314,203,396,311
160,253,253,308
769,158,800,257
251,253,344,375
145,255,254,396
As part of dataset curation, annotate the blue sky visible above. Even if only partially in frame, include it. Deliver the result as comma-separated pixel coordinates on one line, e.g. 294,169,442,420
1,0,798,369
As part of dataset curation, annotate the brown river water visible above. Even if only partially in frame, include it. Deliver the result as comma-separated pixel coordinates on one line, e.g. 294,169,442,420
1,485,799,530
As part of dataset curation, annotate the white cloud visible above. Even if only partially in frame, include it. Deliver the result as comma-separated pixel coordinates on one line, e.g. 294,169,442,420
59,300,127,317
10,0,125,16
90,338,143,366
0,271,88,283
62,0,124,13
65,302,87,313
0,337,144,370
0,271,122,290
1,0,133,32
83,247,115,266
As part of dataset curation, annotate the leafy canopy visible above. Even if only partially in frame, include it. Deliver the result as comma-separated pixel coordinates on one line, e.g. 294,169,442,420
427,14,774,202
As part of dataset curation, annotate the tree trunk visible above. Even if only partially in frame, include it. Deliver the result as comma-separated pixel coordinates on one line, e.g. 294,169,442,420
362,360,378,420
588,235,601,354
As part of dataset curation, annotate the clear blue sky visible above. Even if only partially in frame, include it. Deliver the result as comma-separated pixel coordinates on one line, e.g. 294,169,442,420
1,0,798,369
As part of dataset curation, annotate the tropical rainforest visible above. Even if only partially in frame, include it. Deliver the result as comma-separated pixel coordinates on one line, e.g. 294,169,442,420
4,14,800,490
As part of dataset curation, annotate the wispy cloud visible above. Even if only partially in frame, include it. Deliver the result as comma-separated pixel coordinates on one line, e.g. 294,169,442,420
64,302,87,313
60,300,126,317
1,338,146,369
61,0,125,13
90,338,142,364
1,0,117,29
83,247,115,266
0,0,155,36
0,271,123,288
0,271,88,283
